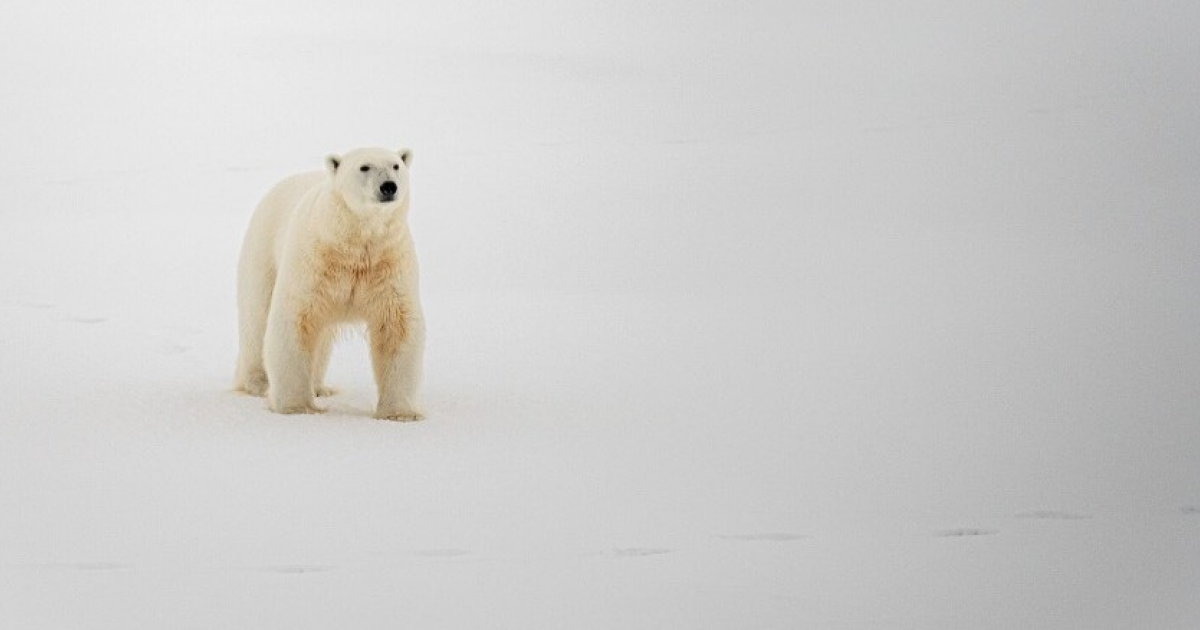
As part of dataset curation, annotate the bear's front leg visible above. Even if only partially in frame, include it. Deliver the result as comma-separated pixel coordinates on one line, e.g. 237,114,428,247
263,296,321,415
370,304,425,421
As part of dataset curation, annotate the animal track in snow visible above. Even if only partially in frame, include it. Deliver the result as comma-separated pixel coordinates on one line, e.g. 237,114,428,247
933,528,998,538
65,314,107,324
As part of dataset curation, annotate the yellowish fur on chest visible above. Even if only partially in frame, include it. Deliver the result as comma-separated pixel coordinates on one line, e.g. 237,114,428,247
297,240,410,355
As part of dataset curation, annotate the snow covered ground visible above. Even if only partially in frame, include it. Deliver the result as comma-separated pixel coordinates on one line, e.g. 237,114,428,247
2,1,1198,627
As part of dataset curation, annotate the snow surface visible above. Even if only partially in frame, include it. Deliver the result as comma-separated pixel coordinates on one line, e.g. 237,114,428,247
2,1,1199,628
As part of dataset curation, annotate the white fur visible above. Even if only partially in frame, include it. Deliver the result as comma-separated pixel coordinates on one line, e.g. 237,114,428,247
234,147,424,420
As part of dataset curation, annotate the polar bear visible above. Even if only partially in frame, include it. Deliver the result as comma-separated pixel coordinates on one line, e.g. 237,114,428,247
234,147,424,420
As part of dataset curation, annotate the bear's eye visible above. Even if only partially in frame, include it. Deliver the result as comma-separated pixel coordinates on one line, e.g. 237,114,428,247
359,165,370,172
392,164,399,171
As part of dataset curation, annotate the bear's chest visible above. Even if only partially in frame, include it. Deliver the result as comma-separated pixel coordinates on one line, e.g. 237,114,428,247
314,242,404,308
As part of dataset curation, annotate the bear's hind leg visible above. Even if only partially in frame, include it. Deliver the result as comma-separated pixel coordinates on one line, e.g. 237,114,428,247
234,266,275,396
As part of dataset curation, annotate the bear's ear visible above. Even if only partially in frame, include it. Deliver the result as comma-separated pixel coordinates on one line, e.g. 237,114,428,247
325,154,341,175
397,148,413,168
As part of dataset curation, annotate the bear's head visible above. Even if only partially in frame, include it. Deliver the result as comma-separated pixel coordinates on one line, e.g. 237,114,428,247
324,147,413,213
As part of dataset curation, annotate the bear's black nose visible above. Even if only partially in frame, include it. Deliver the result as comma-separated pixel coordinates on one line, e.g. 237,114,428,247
380,181,398,196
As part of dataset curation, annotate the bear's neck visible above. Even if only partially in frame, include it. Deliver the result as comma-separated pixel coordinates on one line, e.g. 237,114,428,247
321,189,409,248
